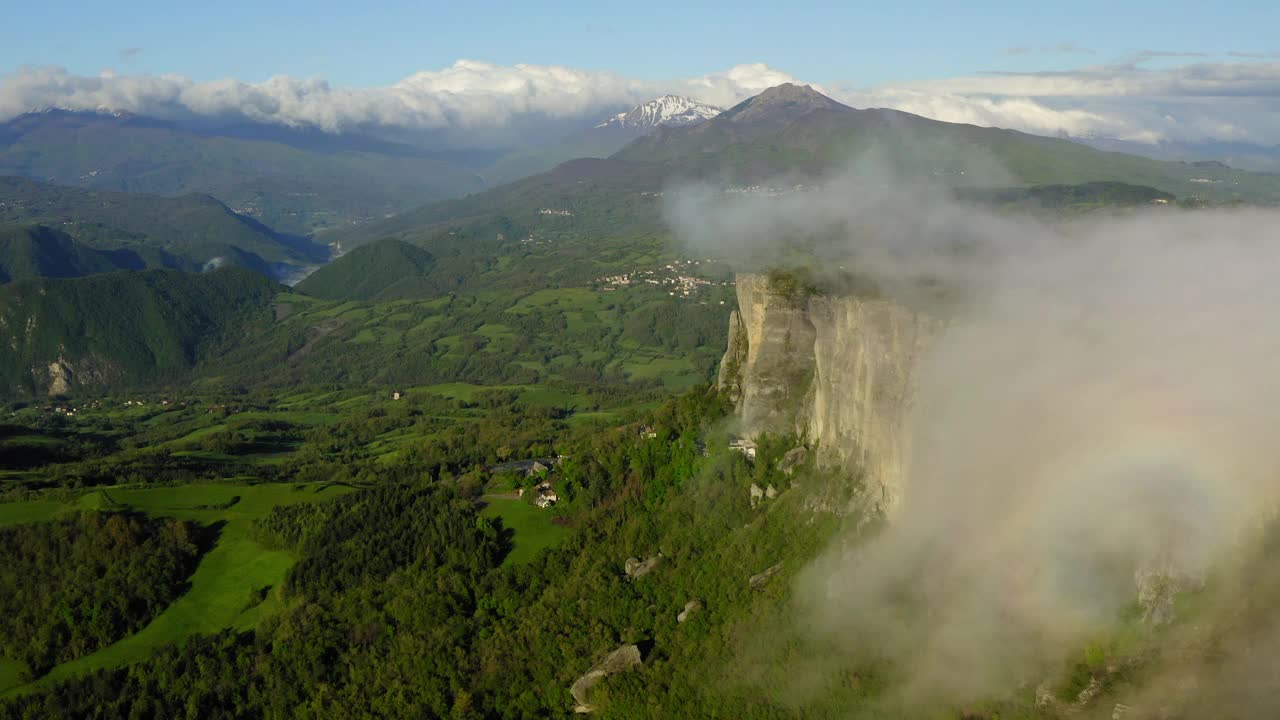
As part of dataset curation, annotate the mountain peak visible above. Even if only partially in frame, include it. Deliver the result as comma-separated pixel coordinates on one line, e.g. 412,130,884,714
721,83,851,125
596,95,722,130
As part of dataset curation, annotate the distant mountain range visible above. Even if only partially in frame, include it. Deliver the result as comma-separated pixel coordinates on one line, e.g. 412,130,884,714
482,96,722,184
1069,133,1280,174
0,110,485,235
611,84,1280,201
332,84,1280,260
0,176,327,280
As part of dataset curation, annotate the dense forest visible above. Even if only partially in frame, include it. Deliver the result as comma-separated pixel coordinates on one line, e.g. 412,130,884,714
1,390,867,718
0,512,206,676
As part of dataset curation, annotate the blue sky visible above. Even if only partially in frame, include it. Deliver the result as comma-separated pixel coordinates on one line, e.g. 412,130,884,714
9,0,1279,87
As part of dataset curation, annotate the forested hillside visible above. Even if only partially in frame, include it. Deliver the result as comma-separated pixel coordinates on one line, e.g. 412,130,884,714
0,225,148,283
0,176,326,278
295,238,438,300
0,268,280,395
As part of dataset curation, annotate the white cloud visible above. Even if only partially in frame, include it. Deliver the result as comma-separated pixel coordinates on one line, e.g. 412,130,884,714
4,58,1280,147
0,61,800,136
832,60,1280,145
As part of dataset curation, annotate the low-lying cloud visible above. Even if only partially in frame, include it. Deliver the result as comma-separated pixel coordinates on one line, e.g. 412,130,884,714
0,61,797,137
848,58,1280,145
6,57,1280,150
668,164,1280,713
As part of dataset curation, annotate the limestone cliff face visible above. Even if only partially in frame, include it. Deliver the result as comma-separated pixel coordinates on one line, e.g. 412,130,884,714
720,273,934,511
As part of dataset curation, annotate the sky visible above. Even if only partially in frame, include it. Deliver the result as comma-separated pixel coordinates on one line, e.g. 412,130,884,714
9,0,1279,86
4,0,1280,148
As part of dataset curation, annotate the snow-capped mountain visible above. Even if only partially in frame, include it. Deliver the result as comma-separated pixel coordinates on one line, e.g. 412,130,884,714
595,95,722,130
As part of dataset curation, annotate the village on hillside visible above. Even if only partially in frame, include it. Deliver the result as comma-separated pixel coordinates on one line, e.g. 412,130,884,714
594,258,733,300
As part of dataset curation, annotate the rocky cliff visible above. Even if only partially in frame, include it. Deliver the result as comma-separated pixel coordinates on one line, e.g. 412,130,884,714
719,273,934,511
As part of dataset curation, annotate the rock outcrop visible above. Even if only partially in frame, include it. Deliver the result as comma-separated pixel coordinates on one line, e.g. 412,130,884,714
719,273,934,512
1135,562,1203,626
677,599,703,623
570,644,643,713
777,446,808,476
46,356,72,396
624,556,661,579
748,561,784,590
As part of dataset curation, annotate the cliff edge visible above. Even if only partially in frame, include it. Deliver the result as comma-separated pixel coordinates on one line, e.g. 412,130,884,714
719,273,934,511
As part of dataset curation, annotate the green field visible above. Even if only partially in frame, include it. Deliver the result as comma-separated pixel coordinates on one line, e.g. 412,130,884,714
480,497,569,566
0,501,69,527
0,482,354,696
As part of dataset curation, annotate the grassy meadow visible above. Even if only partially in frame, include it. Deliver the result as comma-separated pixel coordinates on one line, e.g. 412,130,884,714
0,482,354,696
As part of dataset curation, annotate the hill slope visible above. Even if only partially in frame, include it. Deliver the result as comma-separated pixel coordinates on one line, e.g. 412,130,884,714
296,238,437,300
0,110,485,235
0,268,281,396
339,84,1280,271
0,176,324,278
0,225,150,283
615,83,1280,203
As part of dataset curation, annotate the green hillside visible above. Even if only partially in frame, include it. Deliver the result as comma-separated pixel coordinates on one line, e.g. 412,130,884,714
0,225,149,283
0,268,281,396
295,238,437,300
0,111,484,235
958,180,1178,209
330,85,1280,275
482,125,642,185
323,158,668,283
0,176,324,277
616,84,1280,203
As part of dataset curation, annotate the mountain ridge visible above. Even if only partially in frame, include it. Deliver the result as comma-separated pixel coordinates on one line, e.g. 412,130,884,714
0,110,485,235
595,95,722,130
0,175,327,279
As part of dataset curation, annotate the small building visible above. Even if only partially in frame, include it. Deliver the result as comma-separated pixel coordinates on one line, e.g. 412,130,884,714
729,438,757,461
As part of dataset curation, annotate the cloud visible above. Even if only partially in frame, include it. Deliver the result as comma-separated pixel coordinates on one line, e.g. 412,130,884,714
1132,49,1210,62
832,59,1280,145
1002,43,1095,56
0,61,799,138
4,57,1280,148
119,47,143,61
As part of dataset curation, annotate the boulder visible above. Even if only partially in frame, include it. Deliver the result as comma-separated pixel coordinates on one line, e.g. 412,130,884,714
749,561,784,590
749,483,764,508
624,555,661,579
777,446,808,476
570,644,643,712
765,484,778,500
677,599,703,623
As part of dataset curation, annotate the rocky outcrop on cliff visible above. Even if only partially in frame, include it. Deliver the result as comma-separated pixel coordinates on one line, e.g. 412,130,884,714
570,644,643,713
719,273,934,511
719,274,817,435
